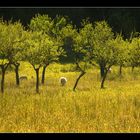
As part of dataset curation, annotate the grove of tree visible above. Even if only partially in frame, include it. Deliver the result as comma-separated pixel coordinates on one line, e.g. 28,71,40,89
0,12,140,93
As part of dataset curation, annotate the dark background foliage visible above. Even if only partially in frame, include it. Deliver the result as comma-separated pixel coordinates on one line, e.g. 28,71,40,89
0,8,140,39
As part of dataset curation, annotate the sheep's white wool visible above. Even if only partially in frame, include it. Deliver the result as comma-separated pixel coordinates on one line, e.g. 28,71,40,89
59,77,67,86
19,76,28,80
108,68,112,73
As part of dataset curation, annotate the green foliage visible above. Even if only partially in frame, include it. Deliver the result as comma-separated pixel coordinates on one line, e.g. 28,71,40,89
41,35,64,65
0,20,27,66
92,21,117,68
113,34,130,67
23,30,63,69
6,22,27,64
60,21,94,72
129,37,140,67
29,14,66,64
23,31,45,68
29,14,69,39
73,22,94,71
52,15,68,36
29,14,53,35
0,20,10,63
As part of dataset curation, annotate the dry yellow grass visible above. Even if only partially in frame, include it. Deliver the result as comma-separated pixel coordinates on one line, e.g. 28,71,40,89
0,62,140,132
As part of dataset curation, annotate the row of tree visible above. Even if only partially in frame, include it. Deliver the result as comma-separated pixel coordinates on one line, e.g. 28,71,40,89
0,14,140,93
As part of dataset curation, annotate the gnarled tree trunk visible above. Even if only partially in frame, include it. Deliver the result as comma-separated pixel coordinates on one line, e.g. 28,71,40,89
14,63,20,86
0,63,9,93
101,66,112,89
73,71,86,91
35,68,40,93
132,66,135,72
119,65,123,76
99,63,105,79
41,63,49,84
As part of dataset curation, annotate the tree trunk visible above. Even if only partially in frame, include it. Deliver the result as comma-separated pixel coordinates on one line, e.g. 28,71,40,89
73,71,86,91
100,64,105,79
35,68,40,93
41,65,48,84
14,63,20,86
101,67,111,89
132,66,134,72
0,64,9,93
1,67,5,93
119,65,122,75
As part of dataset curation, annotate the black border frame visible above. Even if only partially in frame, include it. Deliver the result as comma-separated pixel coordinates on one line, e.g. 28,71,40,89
0,0,140,138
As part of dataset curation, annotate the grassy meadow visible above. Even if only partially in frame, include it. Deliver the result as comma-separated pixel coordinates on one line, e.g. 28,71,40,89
0,62,140,132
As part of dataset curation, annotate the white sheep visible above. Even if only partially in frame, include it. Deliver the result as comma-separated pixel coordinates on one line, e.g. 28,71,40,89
59,77,67,86
108,68,112,73
19,76,28,80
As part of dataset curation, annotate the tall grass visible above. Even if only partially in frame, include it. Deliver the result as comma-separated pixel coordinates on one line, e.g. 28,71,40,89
0,62,140,132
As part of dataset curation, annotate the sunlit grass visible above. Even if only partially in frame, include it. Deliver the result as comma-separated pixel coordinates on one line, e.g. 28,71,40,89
0,62,140,132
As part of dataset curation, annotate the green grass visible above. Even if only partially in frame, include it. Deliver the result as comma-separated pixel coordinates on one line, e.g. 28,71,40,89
0,62,140,132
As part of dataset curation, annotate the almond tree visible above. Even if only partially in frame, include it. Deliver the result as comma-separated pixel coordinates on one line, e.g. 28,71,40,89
40,35,64,84
60,21,94,91
92,21,115,80
75,20,119,89
23,31,61,93
6,21,27,86
113,34,130,76
72,21,95,91
92,21,118,88
23,31,44,93
29,14,65,84
129,37,140,72
0,20,10,93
